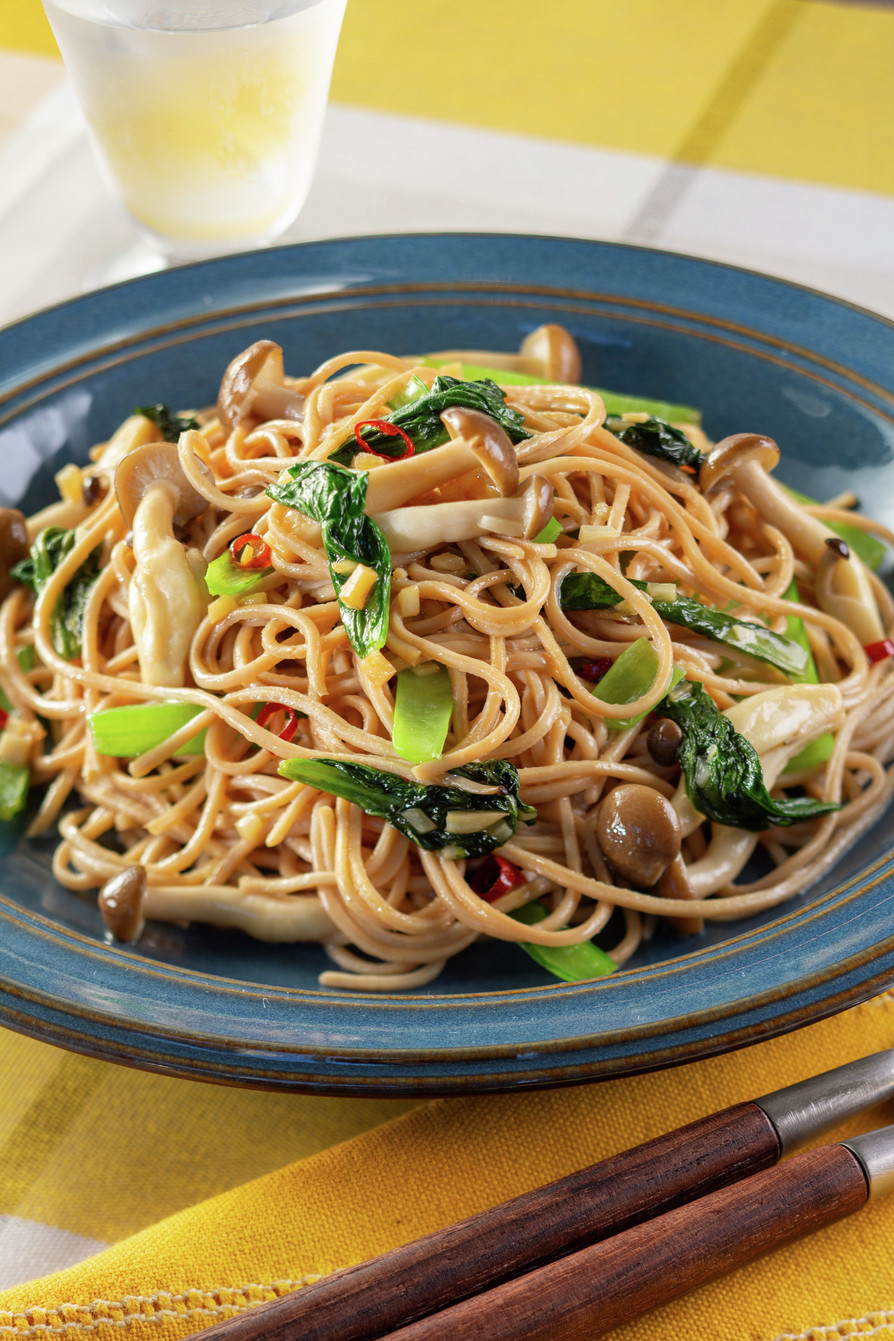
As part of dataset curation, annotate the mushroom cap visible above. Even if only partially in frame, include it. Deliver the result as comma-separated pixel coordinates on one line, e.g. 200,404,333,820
699,433,781,494
439,405,520,497
115,441,212,527
217,340,286,434
519,324,582,384
99,865,147,942
595,783,682,888
0,508,30,600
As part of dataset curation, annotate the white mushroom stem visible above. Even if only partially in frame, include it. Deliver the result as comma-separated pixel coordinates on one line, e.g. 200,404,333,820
372,475,553,552
701,434,885,643
814,541,885,645
672,683,844,898
128,481,207,687
362,439,497,514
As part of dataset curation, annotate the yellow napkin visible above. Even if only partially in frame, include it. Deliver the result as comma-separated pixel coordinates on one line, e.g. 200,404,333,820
1,994,893,1341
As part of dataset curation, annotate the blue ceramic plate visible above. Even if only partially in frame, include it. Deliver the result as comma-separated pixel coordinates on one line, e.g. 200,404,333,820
1,234,893,1095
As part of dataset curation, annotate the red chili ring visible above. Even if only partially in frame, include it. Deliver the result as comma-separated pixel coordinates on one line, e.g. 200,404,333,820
469,854,525,902
230,532,272,569
353,418,415,462
864,638,894,664
257,702,300,744
0,708,8,731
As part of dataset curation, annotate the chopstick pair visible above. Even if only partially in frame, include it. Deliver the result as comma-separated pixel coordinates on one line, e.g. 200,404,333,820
199,1050,894,1341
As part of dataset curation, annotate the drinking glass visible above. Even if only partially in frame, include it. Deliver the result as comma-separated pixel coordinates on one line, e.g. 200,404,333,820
41,0,348,265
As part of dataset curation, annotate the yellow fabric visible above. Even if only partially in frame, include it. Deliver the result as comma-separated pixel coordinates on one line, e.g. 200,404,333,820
4,0,894,195
0,997,892,1340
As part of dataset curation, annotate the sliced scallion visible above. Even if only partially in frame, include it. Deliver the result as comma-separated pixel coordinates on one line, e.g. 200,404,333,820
89,702,206,758
421,359,701,426
512,901,616,982
0,760,30,821
205,550,271,598
392,664,454,765
590,637,682,731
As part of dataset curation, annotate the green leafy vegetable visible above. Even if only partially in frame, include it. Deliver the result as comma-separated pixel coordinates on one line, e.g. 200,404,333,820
134,403,199,442
328,375,532,465
11,527,101,660
205,550,271,598
512,901,616,982
277,758,536,858
659,677,840,831
267,461,390,658
421,359,701,425
605,416,705,471
392,665,454,765
0,760,29,822
590,636,682,730
88,702,207,757
561,572,808,678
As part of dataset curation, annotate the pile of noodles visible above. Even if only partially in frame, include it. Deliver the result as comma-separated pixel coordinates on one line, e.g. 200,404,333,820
2,342,894,991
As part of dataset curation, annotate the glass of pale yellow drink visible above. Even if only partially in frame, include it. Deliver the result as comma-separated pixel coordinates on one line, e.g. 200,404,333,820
42,0,347,263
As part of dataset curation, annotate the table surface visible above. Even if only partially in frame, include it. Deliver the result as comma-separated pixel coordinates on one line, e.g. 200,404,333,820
1,0,894,1317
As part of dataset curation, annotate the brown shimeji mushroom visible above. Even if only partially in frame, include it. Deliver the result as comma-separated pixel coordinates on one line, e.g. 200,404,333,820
115,440,212,687
0,508,30,600
700,433,886,646
595,783,683,890
99,865,147,943
217,340,305,435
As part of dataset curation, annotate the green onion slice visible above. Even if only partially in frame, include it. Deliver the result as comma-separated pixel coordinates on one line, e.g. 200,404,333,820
0,760,30,821
590,637,683,731
89,703,206,758
781,578,835,772
421,359,701,426
392,664,454,765
512,901,616,982
205,551,272,598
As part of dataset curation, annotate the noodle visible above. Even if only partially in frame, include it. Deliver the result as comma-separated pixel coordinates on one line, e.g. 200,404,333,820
2,327,893,991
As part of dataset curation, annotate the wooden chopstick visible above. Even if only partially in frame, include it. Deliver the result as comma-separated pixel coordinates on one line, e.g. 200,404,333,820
198,1100,781,1341
376,1139,870,1341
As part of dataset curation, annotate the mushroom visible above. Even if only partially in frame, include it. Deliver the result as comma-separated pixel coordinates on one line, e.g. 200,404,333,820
116,440,211,528
700,433,885,644
646,717,683,768
655,855,703,935
217,340,305,435
519,324,582,384
99,865,147,942
372,474,553,552
0,508,30,600
362,406,520,514
421,323,583,383
594,783,682,889
115,441,212,687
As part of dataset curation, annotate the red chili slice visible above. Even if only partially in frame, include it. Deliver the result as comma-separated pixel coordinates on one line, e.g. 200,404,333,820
0,708,8,731
353,419,415,462
230,532,272,569
470,854,525,902
577,657,613,684
257,702,300,744
864,638,894,664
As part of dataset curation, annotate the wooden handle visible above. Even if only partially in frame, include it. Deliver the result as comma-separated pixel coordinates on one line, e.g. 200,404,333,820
385,1142,869,1341
197,1101,778,1341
